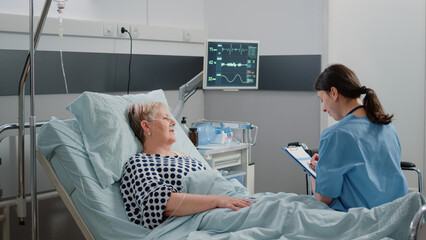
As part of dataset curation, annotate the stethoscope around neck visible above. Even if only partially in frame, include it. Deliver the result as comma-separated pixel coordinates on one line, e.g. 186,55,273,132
346,105,364,117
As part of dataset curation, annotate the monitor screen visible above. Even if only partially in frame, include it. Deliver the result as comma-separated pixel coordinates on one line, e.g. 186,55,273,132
203,39,259,90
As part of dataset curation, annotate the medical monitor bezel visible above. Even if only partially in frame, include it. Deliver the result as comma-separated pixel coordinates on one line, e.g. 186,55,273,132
203,39,260,90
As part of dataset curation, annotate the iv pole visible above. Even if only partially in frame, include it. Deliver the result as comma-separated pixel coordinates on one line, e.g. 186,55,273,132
20,0,52,239
29,0,38,238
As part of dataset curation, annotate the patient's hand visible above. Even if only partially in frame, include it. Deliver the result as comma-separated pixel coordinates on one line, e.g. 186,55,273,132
165,193,251,217
216,196,251,211
310,153,319,171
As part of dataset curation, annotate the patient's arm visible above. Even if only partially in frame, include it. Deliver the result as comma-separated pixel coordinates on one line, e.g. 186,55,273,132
164,192,251,217
310,176,333,206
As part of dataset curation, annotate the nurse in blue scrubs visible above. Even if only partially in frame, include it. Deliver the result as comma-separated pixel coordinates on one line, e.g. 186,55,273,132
309,64,408,211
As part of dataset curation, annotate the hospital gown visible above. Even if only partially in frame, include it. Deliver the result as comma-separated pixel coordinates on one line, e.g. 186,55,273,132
315,114,408,211
120,152,206,229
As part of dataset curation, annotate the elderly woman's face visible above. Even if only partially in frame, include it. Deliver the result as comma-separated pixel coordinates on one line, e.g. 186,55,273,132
150,106,176,145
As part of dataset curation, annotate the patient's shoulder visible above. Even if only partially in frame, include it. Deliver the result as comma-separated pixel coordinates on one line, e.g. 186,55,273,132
175,151,188,157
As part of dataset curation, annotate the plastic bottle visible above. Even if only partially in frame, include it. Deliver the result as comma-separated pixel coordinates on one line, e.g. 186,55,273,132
223,127,240,145
196,123,222,145
180,117,189,136
188,128,198,147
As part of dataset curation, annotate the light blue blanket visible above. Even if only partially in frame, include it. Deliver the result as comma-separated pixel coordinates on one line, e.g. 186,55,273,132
146,169,425,240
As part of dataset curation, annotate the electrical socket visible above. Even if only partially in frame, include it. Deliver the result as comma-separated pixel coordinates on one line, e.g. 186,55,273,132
117,24,130,38
129,25,139,38
103,23,115,37
183,29,191,42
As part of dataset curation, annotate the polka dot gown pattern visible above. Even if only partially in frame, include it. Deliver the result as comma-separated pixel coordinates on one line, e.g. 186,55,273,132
121,153,207,229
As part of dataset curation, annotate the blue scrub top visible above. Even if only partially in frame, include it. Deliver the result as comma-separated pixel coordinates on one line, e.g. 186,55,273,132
315,114,408,211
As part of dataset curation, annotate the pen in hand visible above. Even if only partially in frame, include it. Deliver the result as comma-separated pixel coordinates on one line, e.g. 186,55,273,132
310,153,319,171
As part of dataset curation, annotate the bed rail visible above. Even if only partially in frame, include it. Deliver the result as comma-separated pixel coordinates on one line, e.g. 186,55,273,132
0,121,47,143
410,205,426,240
0,121,48,226
0,191,59,240
36,150,95,240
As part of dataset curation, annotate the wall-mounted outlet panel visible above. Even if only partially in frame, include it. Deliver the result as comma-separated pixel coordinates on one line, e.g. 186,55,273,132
117,24,130,38
103,23,116,37
129,25,139,38
0,13,207,43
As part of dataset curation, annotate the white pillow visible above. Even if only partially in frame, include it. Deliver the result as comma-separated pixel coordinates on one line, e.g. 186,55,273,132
66,90,208,189
66,90,169,188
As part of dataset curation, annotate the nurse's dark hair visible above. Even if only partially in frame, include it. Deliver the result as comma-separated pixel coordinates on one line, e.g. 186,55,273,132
127,102,165,144
314,64,393,125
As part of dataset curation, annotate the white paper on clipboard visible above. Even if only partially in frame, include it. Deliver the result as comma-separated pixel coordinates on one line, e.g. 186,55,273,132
282,146,316,178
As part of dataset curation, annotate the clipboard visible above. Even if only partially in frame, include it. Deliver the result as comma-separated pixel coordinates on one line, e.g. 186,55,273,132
282,146,316,178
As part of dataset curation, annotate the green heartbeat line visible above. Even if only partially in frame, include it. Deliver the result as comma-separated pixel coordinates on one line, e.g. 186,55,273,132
218,74,248,84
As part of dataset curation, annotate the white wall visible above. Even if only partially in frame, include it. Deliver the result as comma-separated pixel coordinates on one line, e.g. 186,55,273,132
0,0,203,30
204,0,325,194
0,0,205,55
204,0,323,55
327,0,426,191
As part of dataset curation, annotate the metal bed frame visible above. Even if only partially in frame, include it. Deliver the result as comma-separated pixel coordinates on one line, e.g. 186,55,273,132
35,150,95,240
410,205,426,240
0,122,95,240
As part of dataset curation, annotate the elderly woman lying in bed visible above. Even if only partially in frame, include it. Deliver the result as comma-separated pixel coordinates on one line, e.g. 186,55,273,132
121,102,251,230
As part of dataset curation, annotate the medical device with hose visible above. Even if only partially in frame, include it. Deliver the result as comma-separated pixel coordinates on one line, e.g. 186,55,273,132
191,119,258,193
193,119,258,147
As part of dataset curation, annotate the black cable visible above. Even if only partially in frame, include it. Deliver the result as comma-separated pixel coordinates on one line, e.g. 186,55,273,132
184,87,200,103
121,27,133,94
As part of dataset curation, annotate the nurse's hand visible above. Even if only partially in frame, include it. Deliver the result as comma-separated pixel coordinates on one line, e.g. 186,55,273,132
310,153,319,171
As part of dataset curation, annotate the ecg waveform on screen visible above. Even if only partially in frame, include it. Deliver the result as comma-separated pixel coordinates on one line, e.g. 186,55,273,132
207,74,252,84
221,62,248,67
221,74,249,84
221,44,248,55
206,41,258,88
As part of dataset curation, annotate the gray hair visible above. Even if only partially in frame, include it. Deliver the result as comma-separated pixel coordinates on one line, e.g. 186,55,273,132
127,102,166,144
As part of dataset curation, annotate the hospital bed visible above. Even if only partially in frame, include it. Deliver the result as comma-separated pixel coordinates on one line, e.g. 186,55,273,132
29,89,426,239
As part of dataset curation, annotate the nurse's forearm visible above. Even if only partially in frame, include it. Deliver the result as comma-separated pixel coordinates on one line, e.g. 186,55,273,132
311,176,333,205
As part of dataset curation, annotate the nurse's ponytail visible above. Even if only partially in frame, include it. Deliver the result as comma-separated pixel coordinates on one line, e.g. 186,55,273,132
314,64,393,125
362,87,393,125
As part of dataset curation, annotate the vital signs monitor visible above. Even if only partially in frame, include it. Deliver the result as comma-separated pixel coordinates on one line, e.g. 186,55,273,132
203,40,259,90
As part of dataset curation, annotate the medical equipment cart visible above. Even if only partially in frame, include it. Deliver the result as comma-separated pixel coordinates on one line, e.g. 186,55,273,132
194,120,258,194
